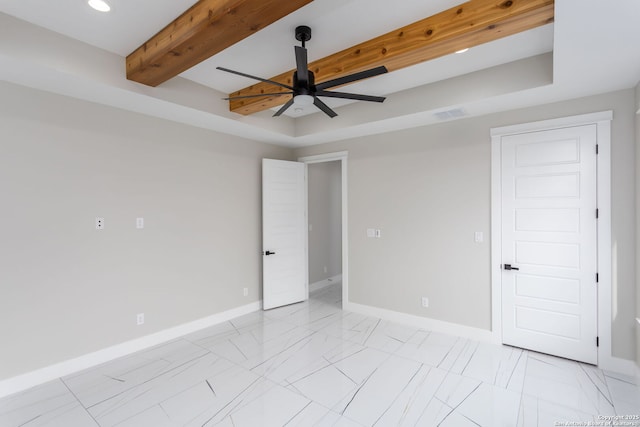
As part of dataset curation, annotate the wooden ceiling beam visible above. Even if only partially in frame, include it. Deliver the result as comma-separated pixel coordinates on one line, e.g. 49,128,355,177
126,0,313,87
228,0,554,115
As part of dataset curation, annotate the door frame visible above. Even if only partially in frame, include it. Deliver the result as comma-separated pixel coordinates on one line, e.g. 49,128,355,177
298,151,348,308
490,111,617,369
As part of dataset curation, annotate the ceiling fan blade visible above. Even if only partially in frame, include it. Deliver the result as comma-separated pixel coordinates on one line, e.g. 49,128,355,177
273,98,295,117
224,92,293,100
217,67,294,90
295,46,309,84
316,66,388,90
313,97,337,118
315,90,385,103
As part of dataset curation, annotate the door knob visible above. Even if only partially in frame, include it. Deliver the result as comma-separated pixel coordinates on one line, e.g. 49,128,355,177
264,250,276,256
504,264,519,271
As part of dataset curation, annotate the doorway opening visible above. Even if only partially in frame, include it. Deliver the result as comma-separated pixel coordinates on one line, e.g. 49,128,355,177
307,160,342,305
299,151,348,309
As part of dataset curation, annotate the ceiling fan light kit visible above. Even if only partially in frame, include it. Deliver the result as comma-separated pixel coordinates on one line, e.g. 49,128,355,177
218,25,388,118
87,0,111,12
293,94,314,106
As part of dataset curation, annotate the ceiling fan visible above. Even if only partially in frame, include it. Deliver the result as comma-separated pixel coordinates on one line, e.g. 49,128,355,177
217,26,388,118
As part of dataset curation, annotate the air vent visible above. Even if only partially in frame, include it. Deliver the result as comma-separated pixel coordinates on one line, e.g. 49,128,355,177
434,108,468,121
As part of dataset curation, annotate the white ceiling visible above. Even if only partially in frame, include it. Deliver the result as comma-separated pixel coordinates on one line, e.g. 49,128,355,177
0,0,639,147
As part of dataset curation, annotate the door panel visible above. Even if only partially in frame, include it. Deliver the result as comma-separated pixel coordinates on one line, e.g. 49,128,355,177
515,275,580,304
262,159,307,310
515,208,579,232
501,124,597,364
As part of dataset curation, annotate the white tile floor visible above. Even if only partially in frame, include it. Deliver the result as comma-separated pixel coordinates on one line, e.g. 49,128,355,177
1,283,639,426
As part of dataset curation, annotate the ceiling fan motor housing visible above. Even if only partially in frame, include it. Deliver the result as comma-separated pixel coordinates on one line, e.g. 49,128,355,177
293,70,315,95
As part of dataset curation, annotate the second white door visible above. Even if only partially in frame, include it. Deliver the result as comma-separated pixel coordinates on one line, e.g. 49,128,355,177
500,124,598,364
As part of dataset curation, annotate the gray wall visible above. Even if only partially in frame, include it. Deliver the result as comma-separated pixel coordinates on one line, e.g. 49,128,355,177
308,161,342,284
1,81,637,383
295,89,638,361
0,82,293,381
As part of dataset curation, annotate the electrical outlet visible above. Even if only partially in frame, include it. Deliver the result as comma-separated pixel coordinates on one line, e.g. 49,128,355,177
243,288,248,297
137,313,145,325
95,217,104,230
136,217,144,229
421,297,429,308
474,231,483,243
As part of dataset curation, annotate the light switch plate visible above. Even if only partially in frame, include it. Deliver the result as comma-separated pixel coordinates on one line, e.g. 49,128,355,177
367,228,376,238
136,217,144,229
475,231,483,243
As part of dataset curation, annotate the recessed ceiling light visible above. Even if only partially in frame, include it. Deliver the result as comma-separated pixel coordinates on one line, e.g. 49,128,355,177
88,0,111,12
455,48,469,54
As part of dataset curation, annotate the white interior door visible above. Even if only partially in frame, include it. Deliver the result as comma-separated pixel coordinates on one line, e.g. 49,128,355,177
500,124,598,364
262,159,308,310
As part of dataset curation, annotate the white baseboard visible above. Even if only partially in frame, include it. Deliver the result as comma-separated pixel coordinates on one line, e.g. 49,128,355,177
0,301,262,399
344,301,498,344
309,274,342,293
599,355,638,376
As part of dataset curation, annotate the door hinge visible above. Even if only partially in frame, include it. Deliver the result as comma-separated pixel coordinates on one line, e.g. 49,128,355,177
596,273,599,283
596,144,599,154
596,208,599,219
596,336,599,347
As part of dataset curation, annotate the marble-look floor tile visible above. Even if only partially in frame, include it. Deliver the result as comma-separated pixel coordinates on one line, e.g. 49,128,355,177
197,319,316,371
0,380,98,427
452,342,527,393
288,363,359,410
358,320,421,354
374,365,448,426
114,405,178,427
455,382,522,426
182,320,240,348
310,312,381,345
285,402,365,427
143,361,264,426
85,353,242,426
222,383,310,427
250,331,346,385
62,339,208,409
180,376,277,427
405,371,484,426
604,372,640,414
2,283,639,427
335,354,422,425
517,394,598,426
396,330,468,369
522,353,615,416
263,295,343,330
331,347,390,385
